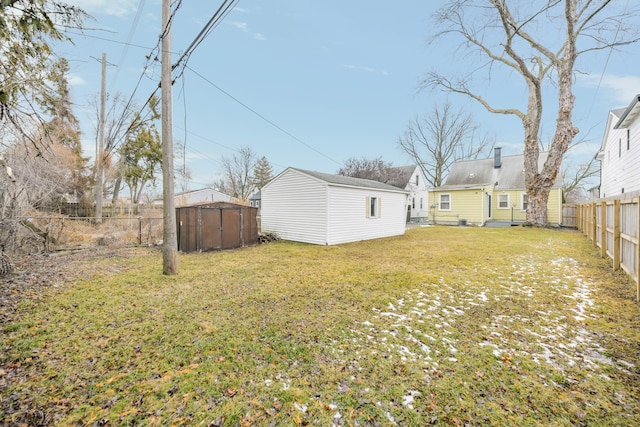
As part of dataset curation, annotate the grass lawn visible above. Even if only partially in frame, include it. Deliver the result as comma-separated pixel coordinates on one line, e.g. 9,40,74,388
1,226,639,426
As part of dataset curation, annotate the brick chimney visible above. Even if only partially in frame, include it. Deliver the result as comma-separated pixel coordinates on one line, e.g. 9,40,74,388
494,147,502,169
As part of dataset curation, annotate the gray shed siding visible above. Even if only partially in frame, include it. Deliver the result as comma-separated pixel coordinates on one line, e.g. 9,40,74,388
326,186,407,245
261,169,328,245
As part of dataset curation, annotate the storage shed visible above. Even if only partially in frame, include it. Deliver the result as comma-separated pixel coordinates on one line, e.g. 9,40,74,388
261,167,409,245
176,202,258,252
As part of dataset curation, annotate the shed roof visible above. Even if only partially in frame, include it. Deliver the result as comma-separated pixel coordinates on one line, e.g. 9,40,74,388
176,201,253,209
441,152,561,190
289,168,408,193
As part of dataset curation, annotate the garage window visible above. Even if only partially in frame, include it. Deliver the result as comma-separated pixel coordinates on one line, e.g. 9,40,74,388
367,196,381,218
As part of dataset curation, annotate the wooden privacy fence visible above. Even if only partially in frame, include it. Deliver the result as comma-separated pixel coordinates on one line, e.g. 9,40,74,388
176,202,258,253
562,204,577,228
577,194,640,301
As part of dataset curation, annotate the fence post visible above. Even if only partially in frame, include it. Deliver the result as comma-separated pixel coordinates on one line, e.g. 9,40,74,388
576,204,581,232
637,197,640,303
613,199,621,270
601,201,607,258
138,216,143,245
240,208,245,247
591,202,597,246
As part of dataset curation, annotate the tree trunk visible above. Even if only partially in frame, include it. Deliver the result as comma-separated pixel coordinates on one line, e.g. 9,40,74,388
524,0,579,227
111,173,122,205
527,185,549,226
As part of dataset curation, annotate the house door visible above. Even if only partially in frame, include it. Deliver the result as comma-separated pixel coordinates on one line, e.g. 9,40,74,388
487,194,492,218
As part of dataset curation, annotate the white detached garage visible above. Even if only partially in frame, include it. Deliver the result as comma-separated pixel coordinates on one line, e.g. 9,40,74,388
261,167,409,245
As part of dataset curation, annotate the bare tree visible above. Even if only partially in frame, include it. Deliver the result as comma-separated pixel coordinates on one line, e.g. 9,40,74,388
338,156,407,186
562,155,599,203
90,92,145,204
213,146,257,201
174,140,193,194
425,0,640,226
397,102,493,187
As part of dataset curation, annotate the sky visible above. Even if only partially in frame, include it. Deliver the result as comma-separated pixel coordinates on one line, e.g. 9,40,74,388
58,0,640,193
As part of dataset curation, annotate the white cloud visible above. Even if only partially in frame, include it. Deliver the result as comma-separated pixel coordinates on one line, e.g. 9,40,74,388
65,0,138,17
228,21,266,41
68,74,86,86
185,152,214,161
579,73,640,105
566,141,601,157
229,21,248,31
343,64,388,76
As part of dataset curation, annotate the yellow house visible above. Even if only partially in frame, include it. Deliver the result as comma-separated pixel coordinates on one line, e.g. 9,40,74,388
428,148,563,226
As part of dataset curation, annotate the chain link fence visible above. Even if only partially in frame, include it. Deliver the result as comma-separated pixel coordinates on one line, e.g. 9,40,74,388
1,215,164,254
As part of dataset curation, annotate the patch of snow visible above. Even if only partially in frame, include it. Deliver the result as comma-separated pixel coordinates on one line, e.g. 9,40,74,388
293,402,307,413
402,390,421,409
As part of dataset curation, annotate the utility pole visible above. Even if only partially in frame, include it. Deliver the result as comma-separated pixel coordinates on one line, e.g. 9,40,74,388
95,52,106,224
161,0,178,274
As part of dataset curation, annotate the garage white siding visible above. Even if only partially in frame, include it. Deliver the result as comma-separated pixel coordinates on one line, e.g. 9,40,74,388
326,186,407,245
261,169,328,245
262,167,408,245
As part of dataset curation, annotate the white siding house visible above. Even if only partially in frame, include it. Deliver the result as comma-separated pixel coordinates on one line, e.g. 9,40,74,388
173,188,235,206
261,168,409,245
597,94,640,198
388,165,430,221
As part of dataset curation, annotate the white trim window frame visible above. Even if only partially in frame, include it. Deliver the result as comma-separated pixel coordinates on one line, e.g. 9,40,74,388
438,193,451,211
367,196,381,218
520,193,528,211
498,193,510,209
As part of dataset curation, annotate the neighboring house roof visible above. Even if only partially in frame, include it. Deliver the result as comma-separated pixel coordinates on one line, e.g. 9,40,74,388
155,187,235,205
598,108,626,159
387,165,417,188
441,151,561,190
249,190,261,201
175,188,230,198
289,167,409,194
614,94,640,129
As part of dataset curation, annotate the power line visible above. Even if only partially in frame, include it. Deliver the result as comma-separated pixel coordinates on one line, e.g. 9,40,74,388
172,0,240,80
109,0,147,93
186,65,342,166
102,0,231,158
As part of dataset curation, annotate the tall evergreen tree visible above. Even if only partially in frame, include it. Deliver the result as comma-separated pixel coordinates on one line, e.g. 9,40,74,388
41,58,91,200
0,1,86,152
251,156,273,190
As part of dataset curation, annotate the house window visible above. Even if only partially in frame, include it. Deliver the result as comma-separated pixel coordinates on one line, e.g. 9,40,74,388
627,128,631,150
439,194,451,211
420,198,423,209
367,196,380,218
498,194,509,209
619,138,621,157
412,198,415,209
415,175,419,186
521,193,528,211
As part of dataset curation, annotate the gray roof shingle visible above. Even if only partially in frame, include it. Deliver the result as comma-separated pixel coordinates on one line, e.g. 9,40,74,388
441,152,561,189
291,168,408,193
